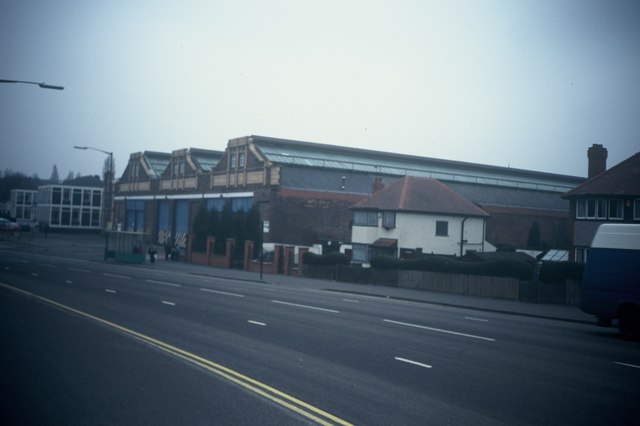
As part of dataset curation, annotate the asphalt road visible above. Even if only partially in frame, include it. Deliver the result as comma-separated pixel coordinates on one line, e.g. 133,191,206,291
1,250,639,425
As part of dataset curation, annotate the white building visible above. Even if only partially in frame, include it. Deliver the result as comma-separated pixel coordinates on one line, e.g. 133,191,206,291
9,189,37,222
350,176,493,263
36,184,103,230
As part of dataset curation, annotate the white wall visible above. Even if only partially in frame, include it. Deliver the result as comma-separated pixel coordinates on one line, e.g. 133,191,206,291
351,211,489,256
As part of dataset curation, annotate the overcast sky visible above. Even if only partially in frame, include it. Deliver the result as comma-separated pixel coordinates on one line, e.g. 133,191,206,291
1,0,639,181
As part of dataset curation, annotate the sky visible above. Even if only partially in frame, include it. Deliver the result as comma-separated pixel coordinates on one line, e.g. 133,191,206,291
1,0,639,181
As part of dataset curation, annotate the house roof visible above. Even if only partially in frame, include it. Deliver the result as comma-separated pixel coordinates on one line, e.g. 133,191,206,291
248,134,583,192
350,176,489,217
563,152,640,198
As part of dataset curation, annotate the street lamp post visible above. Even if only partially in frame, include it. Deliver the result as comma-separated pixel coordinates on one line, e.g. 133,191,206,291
0,79,64,90
73,146,114,231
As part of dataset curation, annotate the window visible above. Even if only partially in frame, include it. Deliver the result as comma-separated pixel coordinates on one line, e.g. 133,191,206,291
229,153,237,169
352,243,371,263
62,188,71,205
608,200,623,220
52,188,61,204
83,190,91,206
436,221,448,237
577,199,607,219
382,211,396,228
92,190,101,207
72,189,82,206
353,211,378,227
238,152,246,168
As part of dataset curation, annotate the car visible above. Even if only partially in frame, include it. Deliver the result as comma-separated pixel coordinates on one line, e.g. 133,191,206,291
0,218,20,232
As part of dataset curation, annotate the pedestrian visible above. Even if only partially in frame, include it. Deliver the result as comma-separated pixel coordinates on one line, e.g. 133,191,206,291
148,245,157,264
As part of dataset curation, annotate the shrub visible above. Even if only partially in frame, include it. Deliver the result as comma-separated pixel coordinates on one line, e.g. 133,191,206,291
371,254,534,280
303,252,350,266
539,261,584,283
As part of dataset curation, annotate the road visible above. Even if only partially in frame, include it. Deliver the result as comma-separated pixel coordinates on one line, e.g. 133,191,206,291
1,250,639,425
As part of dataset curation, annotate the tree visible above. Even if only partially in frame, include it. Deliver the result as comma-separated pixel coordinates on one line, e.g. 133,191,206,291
64,171,75,183
50,165,60,184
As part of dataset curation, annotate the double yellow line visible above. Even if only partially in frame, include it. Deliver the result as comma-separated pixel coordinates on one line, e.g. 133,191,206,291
1,283,353,426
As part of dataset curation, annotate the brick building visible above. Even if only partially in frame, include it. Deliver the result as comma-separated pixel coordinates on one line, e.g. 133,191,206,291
114,135,584,259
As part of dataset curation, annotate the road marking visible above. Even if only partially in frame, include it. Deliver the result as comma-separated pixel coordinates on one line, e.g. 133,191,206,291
68,267,91,273
271,300,340,314
65,280,73,284
161,300,176,306
200,288,244,298
248,320,266,326
103,273,130,280
3,267,9,271
395,357,432,369
105,289,117,294
342,299,360,303
383,319,495,342
31,273,38,277
36,263,56,268
0,283,352,426
465,316,489,322
146,279,181,287
614,361,640,369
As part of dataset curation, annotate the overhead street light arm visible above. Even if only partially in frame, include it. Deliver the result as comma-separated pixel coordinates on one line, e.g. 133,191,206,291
74,145,112,156
0,78,64,90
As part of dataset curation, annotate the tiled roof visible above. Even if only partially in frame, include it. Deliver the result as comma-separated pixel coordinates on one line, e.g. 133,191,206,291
351,176,489,217
563,152,640,197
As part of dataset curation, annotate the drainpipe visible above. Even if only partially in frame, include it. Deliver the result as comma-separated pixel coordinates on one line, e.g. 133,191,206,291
460,217,469,257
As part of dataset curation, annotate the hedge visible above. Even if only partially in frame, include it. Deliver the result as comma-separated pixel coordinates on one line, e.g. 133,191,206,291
538,261,584,283
302,252,350,266
370,255,534,280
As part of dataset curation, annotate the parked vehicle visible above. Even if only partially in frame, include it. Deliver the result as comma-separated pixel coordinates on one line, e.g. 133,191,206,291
581,224,640,338
0,218,20,232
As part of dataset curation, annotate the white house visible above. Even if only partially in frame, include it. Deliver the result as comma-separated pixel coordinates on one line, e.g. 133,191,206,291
350,176,493,263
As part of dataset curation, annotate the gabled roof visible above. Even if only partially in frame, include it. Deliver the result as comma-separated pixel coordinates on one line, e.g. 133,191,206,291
351,176,489,217
563,152,640,198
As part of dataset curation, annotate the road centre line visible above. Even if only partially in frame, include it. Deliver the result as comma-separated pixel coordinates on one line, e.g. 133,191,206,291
271,300,340,314
614,361,640,369
465,316,489,322
103,273,130,280
0,283,352,426
68,267,91,273
36,263,56,268
161,300,176,306
342,299,360,303
146,279,181,287
383,319,495,342
248,320,266,326
105,289,117,294
200,288,245,298
395,357,433,369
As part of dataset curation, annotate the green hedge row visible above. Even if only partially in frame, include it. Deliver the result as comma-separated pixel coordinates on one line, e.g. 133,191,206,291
370,255,534,280
538,261,584,283
302,252,350,266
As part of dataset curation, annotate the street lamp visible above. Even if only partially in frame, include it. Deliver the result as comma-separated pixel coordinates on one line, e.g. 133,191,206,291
0,79,64,90
74,146,114,232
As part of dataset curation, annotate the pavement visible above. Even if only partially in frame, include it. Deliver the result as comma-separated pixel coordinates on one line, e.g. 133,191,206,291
1,230,595,325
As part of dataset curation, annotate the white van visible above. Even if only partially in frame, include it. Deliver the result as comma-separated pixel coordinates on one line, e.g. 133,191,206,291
581,224,640,338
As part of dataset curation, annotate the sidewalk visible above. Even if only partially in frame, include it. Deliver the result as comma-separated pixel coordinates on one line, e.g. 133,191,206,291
1,231,595,324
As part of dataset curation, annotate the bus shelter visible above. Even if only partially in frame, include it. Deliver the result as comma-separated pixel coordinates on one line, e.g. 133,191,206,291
105,231,147,263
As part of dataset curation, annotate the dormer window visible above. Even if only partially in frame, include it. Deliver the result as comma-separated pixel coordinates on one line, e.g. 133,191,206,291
229,153,237,169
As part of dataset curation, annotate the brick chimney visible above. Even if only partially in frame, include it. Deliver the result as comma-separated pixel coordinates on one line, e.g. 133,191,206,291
587,144,607,178
372,176,385,193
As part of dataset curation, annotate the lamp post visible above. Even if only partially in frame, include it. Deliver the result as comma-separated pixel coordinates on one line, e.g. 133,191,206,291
0,79,64,90
73,146,114,231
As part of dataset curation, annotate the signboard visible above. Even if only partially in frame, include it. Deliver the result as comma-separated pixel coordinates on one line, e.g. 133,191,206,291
262,220,270,234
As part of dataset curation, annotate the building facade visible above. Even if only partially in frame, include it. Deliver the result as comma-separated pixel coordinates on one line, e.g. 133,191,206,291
36,184,103,230
562,145,640,262
114,135,585,258
9,189,37,222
